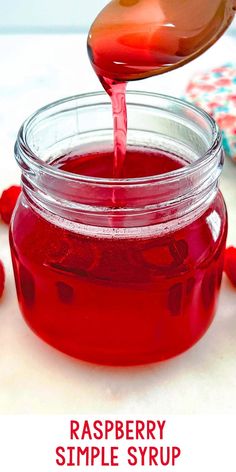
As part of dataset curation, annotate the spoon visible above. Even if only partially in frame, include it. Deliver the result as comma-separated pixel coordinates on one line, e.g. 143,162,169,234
88,0,236,82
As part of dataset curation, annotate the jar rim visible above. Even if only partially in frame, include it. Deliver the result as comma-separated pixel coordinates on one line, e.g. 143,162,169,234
16,90,221,187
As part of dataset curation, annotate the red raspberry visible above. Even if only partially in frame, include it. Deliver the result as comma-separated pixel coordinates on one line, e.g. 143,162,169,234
224,246,236,287
0,260,5,298
0,185,21,224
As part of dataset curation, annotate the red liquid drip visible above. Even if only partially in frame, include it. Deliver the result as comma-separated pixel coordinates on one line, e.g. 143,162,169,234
88,0,235,174
10,149,227,365
100,79,127,178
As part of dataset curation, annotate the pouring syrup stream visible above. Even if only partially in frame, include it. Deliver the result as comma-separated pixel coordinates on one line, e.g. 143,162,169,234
88,0,236,177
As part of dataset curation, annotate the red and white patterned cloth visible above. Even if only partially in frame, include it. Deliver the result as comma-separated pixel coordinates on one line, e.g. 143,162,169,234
185,64,236,162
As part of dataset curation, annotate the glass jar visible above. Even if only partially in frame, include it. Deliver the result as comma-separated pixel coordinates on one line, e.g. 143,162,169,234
10,92,227,365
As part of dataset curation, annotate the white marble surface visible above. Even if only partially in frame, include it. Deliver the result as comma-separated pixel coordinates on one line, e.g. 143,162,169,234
1,34,236,414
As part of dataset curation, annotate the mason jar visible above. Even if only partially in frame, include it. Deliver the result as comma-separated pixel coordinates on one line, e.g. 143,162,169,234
10,92,227,365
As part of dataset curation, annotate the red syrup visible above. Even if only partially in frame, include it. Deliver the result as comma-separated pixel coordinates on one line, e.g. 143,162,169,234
10,148,227,365
87,0,236,176
100,79,127,178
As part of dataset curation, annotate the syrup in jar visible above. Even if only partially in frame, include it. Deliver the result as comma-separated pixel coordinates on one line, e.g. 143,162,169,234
10,0,233,364
11,92,227,364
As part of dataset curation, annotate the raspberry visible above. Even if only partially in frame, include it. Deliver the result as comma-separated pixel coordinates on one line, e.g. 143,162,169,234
0,260,5,298
0,185,21,224
224,246,236,287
